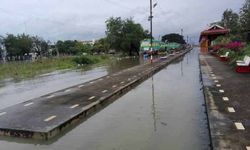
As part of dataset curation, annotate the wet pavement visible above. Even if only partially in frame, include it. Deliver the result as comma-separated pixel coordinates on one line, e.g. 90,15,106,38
200,54,250,150
0,48,210,149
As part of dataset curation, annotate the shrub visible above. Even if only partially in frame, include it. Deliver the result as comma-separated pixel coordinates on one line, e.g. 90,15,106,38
212,44,224,52
73,56,96,65
225,41,245,52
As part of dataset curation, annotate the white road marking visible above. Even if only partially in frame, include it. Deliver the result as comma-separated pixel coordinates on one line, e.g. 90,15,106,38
24,102,34,107
46,95,55,98
211,74,215,77
78,85,85,88
70,104,79,109
99,97,105,101
112,85,117,88
88,96,96,100
216,84,221,87
228,107,235,113
212,77,217,79
64,89,71,93
214,80,219,83
222,97,229,101
102,90,108,93
235,122,245,130
219,90,225,93
0,112,6,116
120,81,124,84
99,78,103,81
90,81,94,84
44,115,57,122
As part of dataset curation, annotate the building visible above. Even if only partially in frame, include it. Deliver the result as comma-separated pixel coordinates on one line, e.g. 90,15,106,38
79,39,96,45
199,24,230,53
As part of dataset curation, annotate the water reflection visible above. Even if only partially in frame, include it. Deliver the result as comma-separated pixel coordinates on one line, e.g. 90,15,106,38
151,76,157,132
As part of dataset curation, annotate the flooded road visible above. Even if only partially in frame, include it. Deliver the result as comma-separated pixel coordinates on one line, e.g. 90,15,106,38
0,48,210,150
0,57,140,110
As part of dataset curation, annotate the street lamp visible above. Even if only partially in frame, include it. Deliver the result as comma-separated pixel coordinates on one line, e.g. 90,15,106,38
149,0,157,64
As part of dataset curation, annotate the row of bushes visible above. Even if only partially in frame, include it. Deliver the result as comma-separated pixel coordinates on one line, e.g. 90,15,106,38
210,35,250,66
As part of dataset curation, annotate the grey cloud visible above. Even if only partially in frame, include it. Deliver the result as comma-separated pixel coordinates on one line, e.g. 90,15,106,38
0,0,245,42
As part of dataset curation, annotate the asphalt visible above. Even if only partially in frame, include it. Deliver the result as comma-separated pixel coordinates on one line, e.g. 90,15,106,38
0,47,191,140
200,54,250,150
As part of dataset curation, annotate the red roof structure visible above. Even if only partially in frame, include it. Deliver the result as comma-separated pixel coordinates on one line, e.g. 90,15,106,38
200,25,230,53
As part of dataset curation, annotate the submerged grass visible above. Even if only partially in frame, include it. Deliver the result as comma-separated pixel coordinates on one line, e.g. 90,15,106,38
0,55,110,81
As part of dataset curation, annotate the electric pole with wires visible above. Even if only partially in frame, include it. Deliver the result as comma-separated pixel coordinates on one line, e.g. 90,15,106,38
149,0,157,64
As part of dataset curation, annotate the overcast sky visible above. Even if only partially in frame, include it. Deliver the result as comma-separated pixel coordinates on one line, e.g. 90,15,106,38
0,0,245,42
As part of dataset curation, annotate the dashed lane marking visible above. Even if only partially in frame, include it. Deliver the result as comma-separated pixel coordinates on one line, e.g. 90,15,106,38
216,84,221,87
235,122,245,130
222,97,229,101
102,90,108,93
212,77,217,79
64,89,71,93
99,97,105,101
228,107,236,113
0,112,6,116
44,115,57,122
214,80,219,83
70,104,80,109
112,85,117,88
88,96,96,100
219,90,225,93
78,85,85,88
24,102,34,107
46,95,55,98
120,81,125,84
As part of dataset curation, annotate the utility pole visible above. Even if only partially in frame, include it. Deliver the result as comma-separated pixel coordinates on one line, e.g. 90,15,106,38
150,0,153,63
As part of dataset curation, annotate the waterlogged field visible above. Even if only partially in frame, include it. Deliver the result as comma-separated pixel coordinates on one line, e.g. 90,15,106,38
0,56,110,80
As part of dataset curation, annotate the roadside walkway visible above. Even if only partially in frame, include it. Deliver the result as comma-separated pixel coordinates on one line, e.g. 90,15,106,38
200,54,250,150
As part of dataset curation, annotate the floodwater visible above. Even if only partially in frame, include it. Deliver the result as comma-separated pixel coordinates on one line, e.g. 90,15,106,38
0,48,210,150
0,57,140,110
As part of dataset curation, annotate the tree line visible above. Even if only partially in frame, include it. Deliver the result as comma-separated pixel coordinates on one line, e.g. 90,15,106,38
218,0,250,41
0,16,150,62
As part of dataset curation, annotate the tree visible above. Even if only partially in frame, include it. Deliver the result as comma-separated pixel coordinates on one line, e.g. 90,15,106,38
32,36,49,57
105,17,148,55
106,17,123,52
240,0,250,32
161,33,186,44
240,0,250,42
221,9,240,34
92,38,110,54
121,18,147,55
4,34,33,57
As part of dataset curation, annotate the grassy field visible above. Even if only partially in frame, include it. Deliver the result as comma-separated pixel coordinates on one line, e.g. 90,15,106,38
0,56,110,81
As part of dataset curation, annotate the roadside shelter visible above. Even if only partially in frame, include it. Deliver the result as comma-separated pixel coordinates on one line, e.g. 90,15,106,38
199,25,230,53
